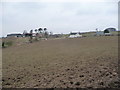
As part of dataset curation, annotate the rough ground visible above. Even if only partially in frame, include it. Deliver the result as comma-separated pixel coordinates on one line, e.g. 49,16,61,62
2,36,119,88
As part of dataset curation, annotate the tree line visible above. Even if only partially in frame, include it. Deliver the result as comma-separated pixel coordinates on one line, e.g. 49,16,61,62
23,27,52,43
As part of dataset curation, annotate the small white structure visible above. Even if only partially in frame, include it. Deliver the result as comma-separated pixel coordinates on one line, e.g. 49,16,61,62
69,31,82,38
104,33,111,36
96,31,104,36
96,31,112,36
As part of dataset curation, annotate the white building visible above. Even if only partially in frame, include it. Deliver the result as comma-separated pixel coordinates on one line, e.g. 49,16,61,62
69,31,82,38
96,31,104,36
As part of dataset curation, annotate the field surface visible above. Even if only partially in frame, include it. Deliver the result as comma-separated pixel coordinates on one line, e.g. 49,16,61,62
2,36,119,88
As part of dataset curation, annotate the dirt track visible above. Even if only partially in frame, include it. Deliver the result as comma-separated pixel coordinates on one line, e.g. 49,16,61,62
2,36,119,88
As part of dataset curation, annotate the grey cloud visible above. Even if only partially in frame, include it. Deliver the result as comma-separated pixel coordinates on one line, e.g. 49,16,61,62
2,1,118,36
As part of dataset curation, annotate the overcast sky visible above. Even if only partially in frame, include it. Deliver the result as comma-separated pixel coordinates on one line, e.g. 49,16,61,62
1,0,119,37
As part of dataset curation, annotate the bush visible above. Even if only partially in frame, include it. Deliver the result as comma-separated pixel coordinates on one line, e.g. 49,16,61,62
2,41,13,48
2,42,5,48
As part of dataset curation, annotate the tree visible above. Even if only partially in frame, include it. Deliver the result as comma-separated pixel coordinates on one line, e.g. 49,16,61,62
38,28,43,33
96,28,98,32
2,42,5,48
38,28,43,38
44,28,47,32
44,31,49,38
30,30,33,34
35,29,38,41
23,30,27,37
49,31,53,35
23,30,27,34
35,29,38,33
44,28,48,38
29,30,33,43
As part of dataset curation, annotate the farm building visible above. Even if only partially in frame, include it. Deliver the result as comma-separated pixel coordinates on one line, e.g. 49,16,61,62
69,31,82,38
105,28,116,32
49,34,62,38
95,28,115,36
7,33,23,37
96,31,104,36
104,29,112,36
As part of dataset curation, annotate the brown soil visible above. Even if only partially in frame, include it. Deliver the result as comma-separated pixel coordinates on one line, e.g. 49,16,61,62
2,36,119,88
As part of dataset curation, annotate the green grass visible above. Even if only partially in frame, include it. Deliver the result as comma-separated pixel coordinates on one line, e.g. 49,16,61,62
81,32,96,37
2,41,13,48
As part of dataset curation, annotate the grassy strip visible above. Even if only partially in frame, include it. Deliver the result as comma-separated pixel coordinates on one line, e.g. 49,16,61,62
2,41,13,48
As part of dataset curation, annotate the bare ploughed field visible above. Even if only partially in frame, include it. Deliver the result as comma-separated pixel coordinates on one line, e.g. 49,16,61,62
2,36,119,88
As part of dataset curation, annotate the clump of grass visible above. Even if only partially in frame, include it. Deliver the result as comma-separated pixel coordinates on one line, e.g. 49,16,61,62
6,41,13,46
2,41,13,48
